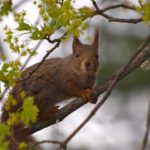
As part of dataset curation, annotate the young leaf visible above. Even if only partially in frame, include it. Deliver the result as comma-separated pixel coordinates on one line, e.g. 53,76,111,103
19,97,39,125
0,123,10,142
143,1,150,23
0,141,9,150
17,22,31,31
18,142,28,150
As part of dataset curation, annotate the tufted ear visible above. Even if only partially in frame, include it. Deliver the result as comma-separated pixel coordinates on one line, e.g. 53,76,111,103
72,37,82,53
92,28,99,50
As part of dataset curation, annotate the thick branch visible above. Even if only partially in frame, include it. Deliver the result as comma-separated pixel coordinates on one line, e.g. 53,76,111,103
28,35,150,134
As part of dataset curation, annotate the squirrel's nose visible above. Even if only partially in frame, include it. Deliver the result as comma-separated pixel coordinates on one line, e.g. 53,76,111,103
85,62,90,68
85,61,94,71
84,59,98,73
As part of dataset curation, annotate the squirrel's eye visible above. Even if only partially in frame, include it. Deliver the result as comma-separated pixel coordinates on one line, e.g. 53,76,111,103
96,54,99,59
75,53,79,58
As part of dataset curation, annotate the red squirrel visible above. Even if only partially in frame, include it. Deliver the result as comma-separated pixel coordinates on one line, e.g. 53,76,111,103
1,30,99,149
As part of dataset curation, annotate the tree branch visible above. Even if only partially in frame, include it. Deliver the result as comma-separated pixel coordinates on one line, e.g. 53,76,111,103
101,4,136,12
96,12,142,24
16,42,60,83
91,0,142,24
141,101,150,150
28,34,150,135
30,140,62,150
45,32,67,44
17,32,67,83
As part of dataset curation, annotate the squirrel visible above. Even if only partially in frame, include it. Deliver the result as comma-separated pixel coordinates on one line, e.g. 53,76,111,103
1,30,99,149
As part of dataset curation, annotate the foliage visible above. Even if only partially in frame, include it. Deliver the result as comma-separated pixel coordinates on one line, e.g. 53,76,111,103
18,142,28,150
136,0,150,24
0,123,10,150
19,94,39,125
0,0,12,21
32,0,92,38
0,92,39,149
3,24,37,57
3,0,93,44
0,58,21,87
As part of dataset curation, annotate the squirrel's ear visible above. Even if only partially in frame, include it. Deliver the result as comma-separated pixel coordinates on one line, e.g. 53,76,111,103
92,29,99,50
72,37,81,52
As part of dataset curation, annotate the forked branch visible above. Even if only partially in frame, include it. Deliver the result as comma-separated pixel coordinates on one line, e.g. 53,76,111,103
91,0,142,24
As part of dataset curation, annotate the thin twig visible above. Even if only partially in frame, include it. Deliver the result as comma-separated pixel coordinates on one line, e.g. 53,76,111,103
56,0,65,6
101,4,135,12
30,140,62,150
97,12,142,24
0,39,4,59
21,15,41,70
91,0,142,24
21,40,43,71
45,32,67,44
36,140,61,145
46,36,61,43
17,30,66,82
17,42,60,83
0,88,9,101
141,101,150,150
91,0,99,12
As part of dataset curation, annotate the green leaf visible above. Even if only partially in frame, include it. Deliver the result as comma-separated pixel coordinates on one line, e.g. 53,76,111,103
0,0,12,20
0,123,10,142
136,1,150,24
143,2,150,23
18,142,28,150
5,95,17,111
19,97,39,125
0,141,9,150
2,55,6,61
17,22,31,31
0,60,21,87
138,0,143,7
79,7,94,17
31,27,40,40
7,113,19,126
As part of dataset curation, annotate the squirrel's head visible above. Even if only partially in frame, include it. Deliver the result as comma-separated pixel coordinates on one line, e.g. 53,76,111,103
71,30,99,75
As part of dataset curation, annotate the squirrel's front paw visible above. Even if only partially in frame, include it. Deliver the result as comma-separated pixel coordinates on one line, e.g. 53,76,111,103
81,89,97,104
